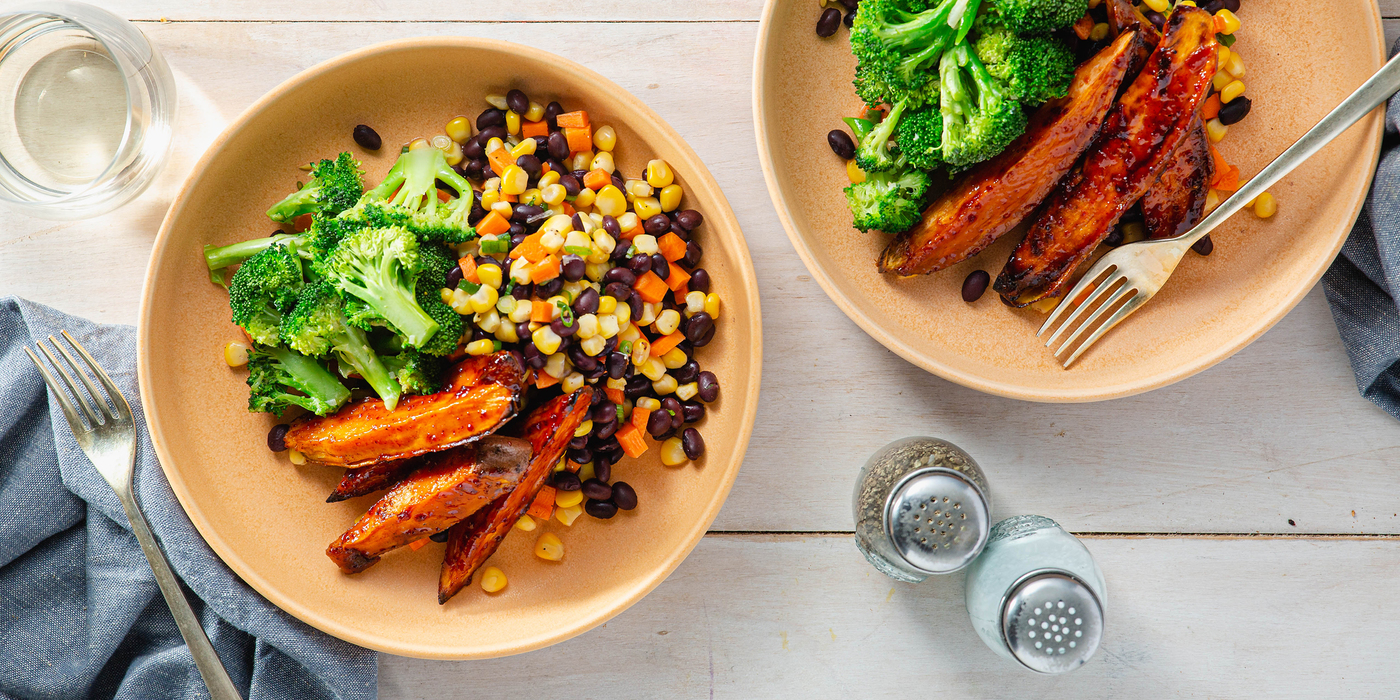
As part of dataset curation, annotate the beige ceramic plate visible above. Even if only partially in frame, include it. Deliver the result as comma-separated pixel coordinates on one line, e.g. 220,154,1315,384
138,38,761,659
754,0,1384,402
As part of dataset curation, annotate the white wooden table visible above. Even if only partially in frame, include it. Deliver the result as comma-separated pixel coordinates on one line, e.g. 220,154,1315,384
6,1,1400,696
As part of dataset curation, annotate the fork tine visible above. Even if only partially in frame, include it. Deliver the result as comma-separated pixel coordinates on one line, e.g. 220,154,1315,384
1060,290,1149,368
50,334,113,421
1043,272,1128,351
61,331,132,421
1037,261,1117,339
36,340,102,427
25,346,92,432
1052,283,1136,362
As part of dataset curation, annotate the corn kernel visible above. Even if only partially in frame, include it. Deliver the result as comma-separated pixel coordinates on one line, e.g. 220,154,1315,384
638,302,659,327
556,488,584,508
556,504,584,526
597,287,619,309
847,159,865,184
543,213,574,236
491,200,514,218
469,284,499,314
1143,0,1168,11
1204,188,1221,213
485,94,508,110
684,290,706,316
224,341,250,367
654,309,682,336
500,165,529,195
641,357,667,381
1220,79,1245,104
570,151,593,172
1253,192,1276,219
408,137,430,151
539,183,567,206
1089,22,1109,41
630,338,652,365
444,139,464,166
510,138,536,159
614,301,632,326
514,514,537,532
478,566,507,593
494,322,519,344
510,257,533,284
520,188,544,207
636,396,661,411
576,335,602,357
538,170,561,188
593,125,617,152
288,449,306,465
653,374,679,395
633,196,661,220
1217,45,1231,71
562,372,586,394
571,313,596,340
534,532,564,561
1205,118,1228,143
466,338,495,356
591,151,615,173
1215,8,1240,34
659,184,683,212
632,234,659,256
446,116,472,143
578,188,600,210
544,351,567,378
1212,70,1233,92
617,212,641,233
645,159,674,188
625,179,652,199
509,298,533,323
449,288,473,315
525,100,546,122
475,308,501,334
505,110,521,135
662,347,688,369
704,293,721,319
595,185,627,217
598,314,620,338
540,230,566,254
485,137,504,155
676,382,699,401
533,326,562,355
660,437,687,466
480,189,500,211
593,231,617,257
474,263,502,290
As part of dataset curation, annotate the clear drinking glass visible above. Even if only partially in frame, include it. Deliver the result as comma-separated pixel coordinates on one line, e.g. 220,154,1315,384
0,1,175,219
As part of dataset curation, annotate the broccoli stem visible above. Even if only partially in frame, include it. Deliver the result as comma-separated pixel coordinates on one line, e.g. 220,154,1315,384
332,322,402,411
204,234,303,271
263,344,352,410
267,186,317,223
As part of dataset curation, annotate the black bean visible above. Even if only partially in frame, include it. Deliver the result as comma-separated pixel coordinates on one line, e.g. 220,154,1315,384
592,401,617,424
681,428,705,459
512,203,544,223
556,255,583,282
569,435,589,450
591,386,606,405
676,241,701,269
551,316,578,338
697,371,719,402
647,409,673,437
1218,96,1251,126
674,360,700,385
523,343,546,369
574,287,600,315
1192,234,1214,256
604,281,632,302
606,352,630,379
552,470,582,491
352,124,382,151
675,210,703,231
644,214,671,236
595,435,623,455
661,397,683,427
581,478,612,501
572,169,589,183
471,327,492,342
537,277,563,297
961,270,990,303
828,129,856,160
544,131,569,162
681,401,706,423
594,460,612,483
1144,9,1166,28
429,530,450,543
463,134,485,160
569,445,594,463
478,125,507,143
559,173,582,197
628,254,653,275
612,173,626,190
602,215,622,239
506,89,529,116
651,254,671,280
1203,0,1225,12
585,499,618,519
603,267,637,287
816,7,841,36
667,216,690,241
543,101,565,129
516,154,542,179
444,266,463,290
511,282,533,300
477,109,506,130
627,294,644,321
1104,226,1125,247
685,312,715,346
688,268,711,294
267,424,289,452
508,222,527,238
843,9,855,26
532,135,550,152
595,419,618,440
601,483,633,512
568,346,599,373
1222,0,1239,10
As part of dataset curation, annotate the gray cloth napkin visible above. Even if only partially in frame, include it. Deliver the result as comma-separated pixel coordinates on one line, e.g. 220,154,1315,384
1323,41,1400,422
0,297,376,700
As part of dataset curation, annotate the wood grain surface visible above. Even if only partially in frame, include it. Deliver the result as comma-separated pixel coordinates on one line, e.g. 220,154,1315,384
1,2,1397,696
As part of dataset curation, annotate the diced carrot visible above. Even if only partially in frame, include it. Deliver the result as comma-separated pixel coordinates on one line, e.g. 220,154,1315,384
530,255,562,283
616,423,648,458
618,219,642,240
501,193,517,203
1073,13,1093,40
634,271,669,303
650,331,685,358
1213,14,1227,33
630,406,651,434
476,211,511,236
657,233,687,262
293,213,314,232
531,299,555,323
673,286,689,303
521,120,549,139
556,111,590,129
514,232,548,263
540,162,551,175
1213,164,1241,192
457,256,479,284
1208,143,1229,175
536,371,561,389
437,189,452,203
408,538,427,551
527,487,556,520
1201,93,1221,121
560,201,576,216
489,147,515,176
605,387,625,405
583,169,612,191
565,126,593,153
664,265,691,292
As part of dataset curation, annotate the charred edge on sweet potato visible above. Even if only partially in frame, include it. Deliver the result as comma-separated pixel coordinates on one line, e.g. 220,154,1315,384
1142,119,1214,239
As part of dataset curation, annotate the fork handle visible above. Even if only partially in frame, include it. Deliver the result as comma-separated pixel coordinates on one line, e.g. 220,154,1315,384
118,493,245,700
1173,49,1400,247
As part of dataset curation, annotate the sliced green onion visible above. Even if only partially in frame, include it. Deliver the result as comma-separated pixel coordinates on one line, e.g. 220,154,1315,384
843,117,876,141
480,238,509,254
563,245,593,257
1217,33,1236,47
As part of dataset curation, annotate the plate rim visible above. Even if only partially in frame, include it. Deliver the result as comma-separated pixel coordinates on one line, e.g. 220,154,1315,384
750,0,1383,403
137,35,764,658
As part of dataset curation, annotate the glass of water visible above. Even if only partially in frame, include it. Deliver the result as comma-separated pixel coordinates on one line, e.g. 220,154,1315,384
0,1,175,220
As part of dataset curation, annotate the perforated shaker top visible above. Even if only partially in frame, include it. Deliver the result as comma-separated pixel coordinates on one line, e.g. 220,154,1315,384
886,468,990,574
1001,571,1104,674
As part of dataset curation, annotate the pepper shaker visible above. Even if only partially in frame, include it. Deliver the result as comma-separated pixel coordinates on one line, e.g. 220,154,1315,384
963,515,1107,674
851,437,991,582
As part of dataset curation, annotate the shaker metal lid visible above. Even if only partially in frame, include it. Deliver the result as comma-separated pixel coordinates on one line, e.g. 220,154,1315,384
1001,571,1104,674
885,467,990,574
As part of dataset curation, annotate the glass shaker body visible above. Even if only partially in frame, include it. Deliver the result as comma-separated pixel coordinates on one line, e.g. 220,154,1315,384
852,437,991,582
964,515,1106,674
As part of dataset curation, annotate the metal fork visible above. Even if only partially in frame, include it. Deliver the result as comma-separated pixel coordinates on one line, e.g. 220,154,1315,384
1039,50,1400,368
26,332,243,700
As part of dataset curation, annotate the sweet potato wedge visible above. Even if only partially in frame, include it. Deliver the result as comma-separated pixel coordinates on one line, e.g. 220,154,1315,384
1106,0,1161,76
877,31,1140,276
994,8,1218,305
1142,119,1214,239
326,459,420,503
326,436,533,574
437,387,593,604
285,352,525,468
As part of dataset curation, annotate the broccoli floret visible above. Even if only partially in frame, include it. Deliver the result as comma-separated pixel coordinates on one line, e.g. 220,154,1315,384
227,244,304,346
414,244,466,357
314,225,439,349
939,41,1027,168
851,0,985,106
976,24,1075,105
844,167,932,233
894,102,945,171
385,348,446,395
856,100,912,173
281,282,404,411
340,147,477,245
246,344,351,417
994,0,1086,34
266,153,364,223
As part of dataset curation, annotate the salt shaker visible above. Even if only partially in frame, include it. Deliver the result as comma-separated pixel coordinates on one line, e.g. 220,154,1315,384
963,515,1106,674
852,437,991,582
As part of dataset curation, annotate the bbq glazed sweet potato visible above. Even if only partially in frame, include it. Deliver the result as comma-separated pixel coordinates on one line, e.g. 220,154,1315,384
326,459,420,503
1142,120,1214,239
994,8,1218,306
437,387,593,604
326,436,533,574
877,31,1140,277
284,352,525,468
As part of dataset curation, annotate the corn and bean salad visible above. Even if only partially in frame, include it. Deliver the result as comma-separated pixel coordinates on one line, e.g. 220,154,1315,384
413,90,722,591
